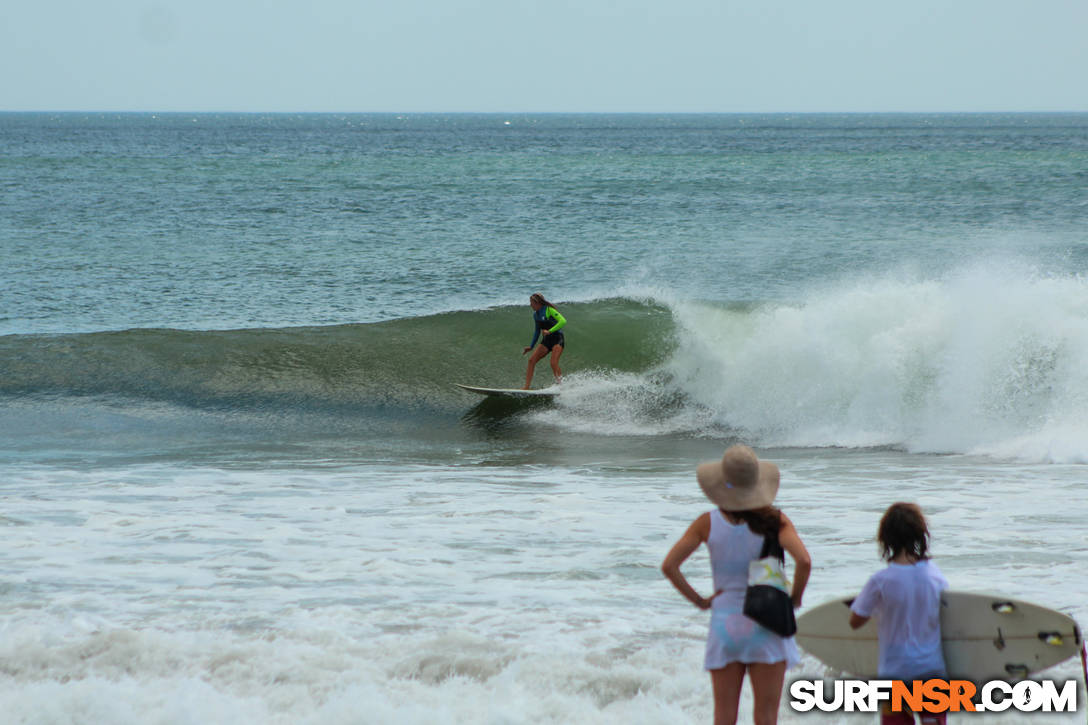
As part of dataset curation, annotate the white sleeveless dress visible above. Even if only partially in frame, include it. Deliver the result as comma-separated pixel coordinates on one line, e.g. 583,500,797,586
703,509,801,670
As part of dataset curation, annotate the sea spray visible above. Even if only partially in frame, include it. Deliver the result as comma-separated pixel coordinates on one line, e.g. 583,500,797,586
525,268,1088,463
658,267,1088,460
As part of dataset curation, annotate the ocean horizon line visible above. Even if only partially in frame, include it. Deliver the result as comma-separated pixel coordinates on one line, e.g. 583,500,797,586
2,108,1087,116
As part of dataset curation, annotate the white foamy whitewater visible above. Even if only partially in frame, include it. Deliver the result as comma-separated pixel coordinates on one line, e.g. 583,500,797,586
1,448,1085,724
540,267,1088,464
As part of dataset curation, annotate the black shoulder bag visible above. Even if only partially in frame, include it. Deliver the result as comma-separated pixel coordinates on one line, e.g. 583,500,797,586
742,529,797,637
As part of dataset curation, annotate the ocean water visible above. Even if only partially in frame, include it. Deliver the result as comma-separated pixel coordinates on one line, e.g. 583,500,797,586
1,112,1087,723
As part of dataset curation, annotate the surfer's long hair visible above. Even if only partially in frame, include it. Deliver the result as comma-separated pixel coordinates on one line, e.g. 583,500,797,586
725,506,783,539
530,293,557,311
877,502,930,561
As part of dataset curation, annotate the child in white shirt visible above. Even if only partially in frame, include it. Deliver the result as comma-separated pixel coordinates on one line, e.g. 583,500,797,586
850,503,949,725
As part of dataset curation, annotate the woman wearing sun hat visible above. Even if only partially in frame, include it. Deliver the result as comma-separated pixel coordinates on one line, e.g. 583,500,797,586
662,445,811,725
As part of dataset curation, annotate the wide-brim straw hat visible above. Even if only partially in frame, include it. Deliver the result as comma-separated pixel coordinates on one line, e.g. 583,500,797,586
696,445,780,511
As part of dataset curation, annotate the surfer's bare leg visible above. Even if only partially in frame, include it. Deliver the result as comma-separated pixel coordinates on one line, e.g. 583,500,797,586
524,345,549,389
549,345,563,383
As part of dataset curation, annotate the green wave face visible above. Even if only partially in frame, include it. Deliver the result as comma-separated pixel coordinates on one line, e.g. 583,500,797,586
0,298,675,412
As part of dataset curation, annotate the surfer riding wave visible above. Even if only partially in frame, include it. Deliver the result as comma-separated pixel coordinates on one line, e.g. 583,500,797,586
522,293,566,389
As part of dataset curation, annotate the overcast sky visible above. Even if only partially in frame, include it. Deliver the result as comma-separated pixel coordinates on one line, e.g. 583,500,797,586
3,0,1086,113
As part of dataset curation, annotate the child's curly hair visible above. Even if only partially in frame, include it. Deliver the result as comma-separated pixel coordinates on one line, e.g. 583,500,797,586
878,502,931,561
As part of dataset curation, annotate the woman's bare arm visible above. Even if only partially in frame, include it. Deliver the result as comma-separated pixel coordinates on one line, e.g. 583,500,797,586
661,513,717,610
778,513,812,609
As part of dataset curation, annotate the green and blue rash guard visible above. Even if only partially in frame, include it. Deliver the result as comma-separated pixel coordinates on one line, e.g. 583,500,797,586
529,306,566,348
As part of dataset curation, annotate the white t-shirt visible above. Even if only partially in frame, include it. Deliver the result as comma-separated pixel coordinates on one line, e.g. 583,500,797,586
851,559,949,680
